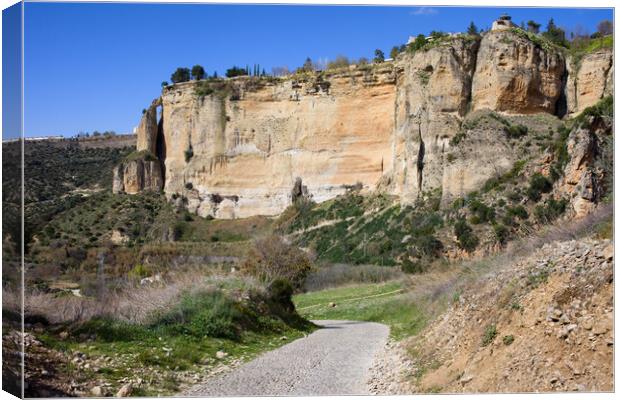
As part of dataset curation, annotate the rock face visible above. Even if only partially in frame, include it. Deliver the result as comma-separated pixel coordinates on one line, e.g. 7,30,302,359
566,49,614,116
135,98,161,155
119,29,612,218
112,157,164,195
471,31,566,114
556,115,612,217
391,37,479,203
160,67,396,218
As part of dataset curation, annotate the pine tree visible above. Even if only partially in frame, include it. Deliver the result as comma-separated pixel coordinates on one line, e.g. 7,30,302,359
467,21,479,36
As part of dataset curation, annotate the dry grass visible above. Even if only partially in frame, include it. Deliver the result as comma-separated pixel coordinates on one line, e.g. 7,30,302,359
12,270,261,325
393,203,613,325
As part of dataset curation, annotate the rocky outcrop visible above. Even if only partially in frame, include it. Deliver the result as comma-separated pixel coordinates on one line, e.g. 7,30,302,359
556,115,612,217
471,31,565,114
136,98,161,155
566,49,614,116
112,155,164,194
391,37,480,203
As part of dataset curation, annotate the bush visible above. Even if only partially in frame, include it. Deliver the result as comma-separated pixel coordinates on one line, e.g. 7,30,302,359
493,224,510,244
401,258,426,274
502,335,515,345
184,145,194,163
454,219,479,252
481,324,497,347
241,235,313,289
526,173,552,201
267,278,295,313
504,124,528,138
534,198,568,223
468,199,495,224
151,290,243,340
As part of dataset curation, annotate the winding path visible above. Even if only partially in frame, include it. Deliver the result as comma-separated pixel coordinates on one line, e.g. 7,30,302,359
184,320,389,396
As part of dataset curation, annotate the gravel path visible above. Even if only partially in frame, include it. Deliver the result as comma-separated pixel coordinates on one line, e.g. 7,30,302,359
184,320,389,396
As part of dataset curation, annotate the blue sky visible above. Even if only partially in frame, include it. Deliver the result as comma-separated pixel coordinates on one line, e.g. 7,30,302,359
3,2,21,139
6,3,615,137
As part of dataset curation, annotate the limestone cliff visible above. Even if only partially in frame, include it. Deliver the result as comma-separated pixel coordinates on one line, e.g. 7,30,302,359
471,30,565,114
566,48,614,116
391,37,479,203
159,67,396,218
117,28,613,218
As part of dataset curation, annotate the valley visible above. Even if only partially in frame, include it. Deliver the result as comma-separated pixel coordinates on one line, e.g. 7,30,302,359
2,15,614,397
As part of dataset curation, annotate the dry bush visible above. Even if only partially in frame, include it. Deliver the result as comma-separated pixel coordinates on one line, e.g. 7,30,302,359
241,235,313,289
16,269,260,325
304,263,404,291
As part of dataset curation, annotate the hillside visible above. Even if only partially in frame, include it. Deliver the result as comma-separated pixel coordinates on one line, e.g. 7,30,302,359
367,207,613,393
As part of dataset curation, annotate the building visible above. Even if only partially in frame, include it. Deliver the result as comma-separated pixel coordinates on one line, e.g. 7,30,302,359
492,14,517,31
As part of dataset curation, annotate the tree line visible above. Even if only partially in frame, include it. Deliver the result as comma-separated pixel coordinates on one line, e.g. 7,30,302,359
162,18,612,86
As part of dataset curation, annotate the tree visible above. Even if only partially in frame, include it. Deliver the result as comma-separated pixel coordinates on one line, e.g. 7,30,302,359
597,19,613,36
161,81,168,87
373,49,385,63
302,57,314,72
327,55,350,70
191,65,205,80
170,67,190,84
527,20,541,34
225,66,248,78
467,21,479,36
408,34,427,52
543,18,568,47
390,46,400,59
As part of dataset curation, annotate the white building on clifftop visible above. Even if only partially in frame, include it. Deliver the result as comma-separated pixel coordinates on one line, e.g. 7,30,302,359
492,14,517,31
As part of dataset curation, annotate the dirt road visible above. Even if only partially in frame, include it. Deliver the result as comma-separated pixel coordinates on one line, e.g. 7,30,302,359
185,320,389,396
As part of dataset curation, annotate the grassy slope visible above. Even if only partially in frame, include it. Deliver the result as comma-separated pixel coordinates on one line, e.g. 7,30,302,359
294,282,427,340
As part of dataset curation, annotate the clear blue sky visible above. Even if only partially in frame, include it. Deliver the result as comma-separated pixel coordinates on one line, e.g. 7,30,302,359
8,3,616,137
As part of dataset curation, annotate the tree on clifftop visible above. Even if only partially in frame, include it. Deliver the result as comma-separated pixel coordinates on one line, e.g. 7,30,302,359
543,18,568,47
467,21,479,36
225,66,248,78
191,65,206,80
373,49,385,63
597,20,613,36
527,20,541,34
390,46,400,59
171,67,190,84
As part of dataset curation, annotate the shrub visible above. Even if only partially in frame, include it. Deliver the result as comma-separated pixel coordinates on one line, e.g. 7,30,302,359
454,219,479,252
185,182,193,190
504,124,528,139
493,224,510,244
151,290,243,340
401,258,426,274
267,278,295,313
468,199,495,224
128,264,151,279
526,173,552,201
481,324,497,347
184,145,194,163
241,235,313,289
534,198,568,223
502,335,515,345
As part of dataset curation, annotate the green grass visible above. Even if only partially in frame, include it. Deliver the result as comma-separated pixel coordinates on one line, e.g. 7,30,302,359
294,282,427,339
37,286,315,396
